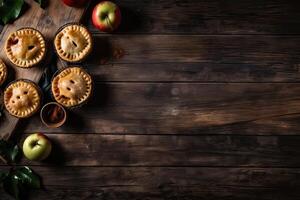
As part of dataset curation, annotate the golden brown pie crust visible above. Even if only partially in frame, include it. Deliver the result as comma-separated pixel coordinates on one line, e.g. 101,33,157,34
0,60,7,86
54,24,93,62
4,80,41,118
5,28,46,68
52,67,93,108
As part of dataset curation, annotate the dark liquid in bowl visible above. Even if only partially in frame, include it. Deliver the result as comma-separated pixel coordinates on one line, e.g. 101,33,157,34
42,104,65,125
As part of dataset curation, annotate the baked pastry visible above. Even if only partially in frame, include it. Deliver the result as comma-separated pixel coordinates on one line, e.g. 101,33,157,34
0,59,8,86
5,28,46,68
52,67,93,108
4,80,41,118
54,24,93,62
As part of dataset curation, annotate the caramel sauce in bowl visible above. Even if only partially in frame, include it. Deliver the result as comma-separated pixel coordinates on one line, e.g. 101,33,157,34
40,102,67,128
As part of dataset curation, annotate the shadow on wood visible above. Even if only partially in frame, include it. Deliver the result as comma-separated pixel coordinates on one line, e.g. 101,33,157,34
86,37,113,65
117,6,144,33
43,136,66,166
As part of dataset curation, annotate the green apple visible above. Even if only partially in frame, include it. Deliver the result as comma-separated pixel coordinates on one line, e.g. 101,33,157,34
23,133,52,161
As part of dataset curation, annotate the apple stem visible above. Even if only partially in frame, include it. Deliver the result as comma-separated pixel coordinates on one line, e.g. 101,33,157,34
105,17,114,31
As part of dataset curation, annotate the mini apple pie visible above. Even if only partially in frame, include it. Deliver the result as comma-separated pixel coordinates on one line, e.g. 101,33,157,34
0,59,8,86
5,28,46,68
52,67,93,108
4,80,42,118
54,24,93,62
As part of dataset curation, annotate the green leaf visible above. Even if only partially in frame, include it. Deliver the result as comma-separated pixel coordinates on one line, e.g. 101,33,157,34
0,0,25,24
39,61,57,100
0,170,8,182
2,166,41,199
16,167,40,189
12,176,23,200
34,0,47,8
10,145,19,163
0,140,20,163
35,0,42,4
3,173,22,200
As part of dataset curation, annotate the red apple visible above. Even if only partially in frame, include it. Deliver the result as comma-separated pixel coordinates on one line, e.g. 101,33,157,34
62,0,88,7
92,1,121,32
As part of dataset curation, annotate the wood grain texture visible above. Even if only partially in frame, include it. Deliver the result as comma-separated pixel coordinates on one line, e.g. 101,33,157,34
1,1,300,199
1,166,300,200
85,0,300,34
10,134,300,167
82,63,300,82
85,35,300,65
4,185,300,200
25,83,300,135
31,167,300,188
0,0,88,139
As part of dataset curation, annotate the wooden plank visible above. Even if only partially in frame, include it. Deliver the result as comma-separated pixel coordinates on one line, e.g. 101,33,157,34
86,0,300,34
1,166,300,200
12,134,300,167
86,35,300,64
25,83,300,135
30,167,300,187
0,0,88,139
84,63,300,82
2,185,300,200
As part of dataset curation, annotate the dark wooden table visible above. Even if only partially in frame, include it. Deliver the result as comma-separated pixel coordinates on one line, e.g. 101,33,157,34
3,0,300,199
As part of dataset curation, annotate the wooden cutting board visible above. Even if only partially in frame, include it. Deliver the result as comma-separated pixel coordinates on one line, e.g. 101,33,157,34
0,0,89,140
